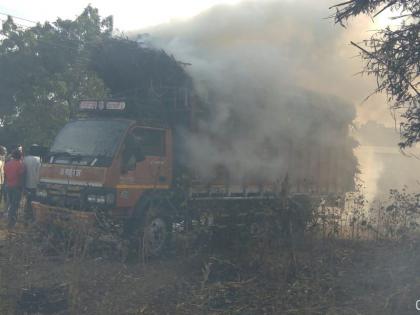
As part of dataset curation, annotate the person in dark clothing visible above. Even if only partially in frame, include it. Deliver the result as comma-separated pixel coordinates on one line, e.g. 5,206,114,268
4,150,25,228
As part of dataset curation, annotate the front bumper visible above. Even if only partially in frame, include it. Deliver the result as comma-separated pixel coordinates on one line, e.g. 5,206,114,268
32,201,96,229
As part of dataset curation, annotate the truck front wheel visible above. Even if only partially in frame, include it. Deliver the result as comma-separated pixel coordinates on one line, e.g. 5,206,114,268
141,204,172,258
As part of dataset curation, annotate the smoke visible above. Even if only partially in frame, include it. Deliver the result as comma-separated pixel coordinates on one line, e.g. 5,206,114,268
355,146,384,204
355,121,420,204
135,0,363,183
130,0,413,188
143,0,385,114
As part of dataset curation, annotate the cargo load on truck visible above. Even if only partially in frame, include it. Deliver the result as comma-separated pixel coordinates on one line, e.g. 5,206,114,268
185,90,356,200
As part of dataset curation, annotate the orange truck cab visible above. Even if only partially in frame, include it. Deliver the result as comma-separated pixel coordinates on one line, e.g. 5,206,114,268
33,100,177,255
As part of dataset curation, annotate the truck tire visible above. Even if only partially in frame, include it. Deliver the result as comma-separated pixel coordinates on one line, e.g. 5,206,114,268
141,202,172,258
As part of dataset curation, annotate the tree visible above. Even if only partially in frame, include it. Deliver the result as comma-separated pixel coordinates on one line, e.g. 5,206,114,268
331,0,419,148
0,6,111,148
0,6,191,149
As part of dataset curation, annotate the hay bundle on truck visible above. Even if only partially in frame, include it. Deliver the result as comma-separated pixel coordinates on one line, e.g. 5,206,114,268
32,41,357,256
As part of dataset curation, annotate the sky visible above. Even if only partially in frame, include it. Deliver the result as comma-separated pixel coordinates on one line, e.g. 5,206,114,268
0,0,242,31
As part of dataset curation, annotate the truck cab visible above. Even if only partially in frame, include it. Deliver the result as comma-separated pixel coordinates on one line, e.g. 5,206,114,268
33,101,173,231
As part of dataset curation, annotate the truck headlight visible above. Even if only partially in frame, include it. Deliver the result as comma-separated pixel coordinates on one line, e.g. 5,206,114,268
87,195,97,203
87,192,115,205
96,195,106,204
36,189,48,198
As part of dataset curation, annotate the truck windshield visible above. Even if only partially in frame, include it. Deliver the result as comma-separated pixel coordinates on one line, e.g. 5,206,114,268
50,119,130,159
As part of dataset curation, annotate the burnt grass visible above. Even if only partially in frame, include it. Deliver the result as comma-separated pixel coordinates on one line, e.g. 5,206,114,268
1,223,420,315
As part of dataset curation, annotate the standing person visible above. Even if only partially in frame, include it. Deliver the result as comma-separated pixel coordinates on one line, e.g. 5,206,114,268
4,150,25,228
23,144,41,223
17,144,24,157
0,146,6,209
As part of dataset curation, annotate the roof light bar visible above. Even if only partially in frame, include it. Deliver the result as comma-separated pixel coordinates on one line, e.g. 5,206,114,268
79,100,126,111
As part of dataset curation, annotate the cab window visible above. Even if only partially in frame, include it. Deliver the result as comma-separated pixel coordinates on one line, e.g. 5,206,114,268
132,128,165,156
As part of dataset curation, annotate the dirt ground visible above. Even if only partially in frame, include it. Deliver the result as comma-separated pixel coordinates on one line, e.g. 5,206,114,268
1,211,420,315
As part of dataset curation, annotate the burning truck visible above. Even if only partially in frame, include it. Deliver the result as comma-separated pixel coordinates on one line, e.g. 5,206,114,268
32,91,356,256
32,43,357,256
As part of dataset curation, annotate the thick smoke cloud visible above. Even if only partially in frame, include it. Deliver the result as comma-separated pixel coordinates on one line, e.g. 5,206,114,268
144,0,383,117
130,0,408,194
136,0,361,183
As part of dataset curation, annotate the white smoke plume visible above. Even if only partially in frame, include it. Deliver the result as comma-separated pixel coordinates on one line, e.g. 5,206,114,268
132,0,391,186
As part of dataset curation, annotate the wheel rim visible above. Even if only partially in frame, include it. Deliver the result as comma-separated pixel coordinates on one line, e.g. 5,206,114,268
143,218,167,255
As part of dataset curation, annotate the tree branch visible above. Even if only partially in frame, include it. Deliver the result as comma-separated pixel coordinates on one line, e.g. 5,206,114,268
373,1,397,17
350,41,420,97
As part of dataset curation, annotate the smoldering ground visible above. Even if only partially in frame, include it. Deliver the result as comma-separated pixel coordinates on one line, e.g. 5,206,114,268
133,0,362,182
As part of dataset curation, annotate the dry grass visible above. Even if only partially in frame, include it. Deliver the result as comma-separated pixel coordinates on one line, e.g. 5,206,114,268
1,223,420,314
1,188,420,314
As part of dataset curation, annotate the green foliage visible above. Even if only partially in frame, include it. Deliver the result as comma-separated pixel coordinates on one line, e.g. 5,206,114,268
331,0,420,148
0,6,112,148
0,5,191,149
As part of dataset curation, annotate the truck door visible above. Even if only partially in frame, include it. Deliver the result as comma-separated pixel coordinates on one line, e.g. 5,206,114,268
120,127,171,189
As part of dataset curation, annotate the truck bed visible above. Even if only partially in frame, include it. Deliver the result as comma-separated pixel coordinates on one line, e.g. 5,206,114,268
189,141,355,200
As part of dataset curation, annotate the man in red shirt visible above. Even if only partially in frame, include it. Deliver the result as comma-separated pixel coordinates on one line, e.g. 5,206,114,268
4,150,25,228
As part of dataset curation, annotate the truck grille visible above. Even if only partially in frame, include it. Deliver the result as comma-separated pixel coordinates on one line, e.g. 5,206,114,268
45,184,86,210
